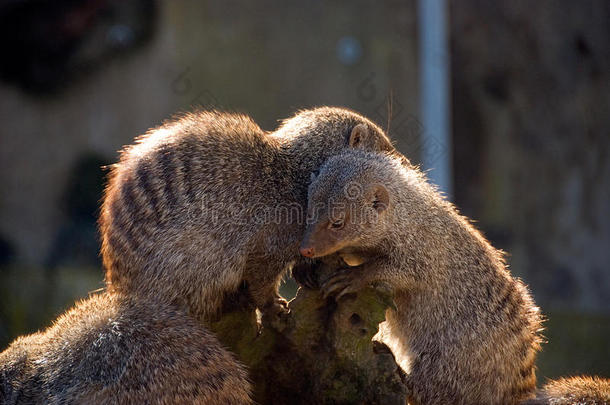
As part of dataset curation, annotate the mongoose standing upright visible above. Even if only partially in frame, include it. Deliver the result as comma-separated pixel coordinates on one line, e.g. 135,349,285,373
299,149,543,405
100,107,397,324
0,292,252,404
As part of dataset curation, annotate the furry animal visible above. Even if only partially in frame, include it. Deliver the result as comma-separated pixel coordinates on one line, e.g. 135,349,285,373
1,107,397,403
300,149,543,405
100,107,396,324
523,376,610,405
0,292,252,404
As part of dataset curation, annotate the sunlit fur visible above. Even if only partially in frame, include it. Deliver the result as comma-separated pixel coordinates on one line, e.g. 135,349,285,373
305,149,544,405
523,376,610,404
99,107,396,324
0,292,252,404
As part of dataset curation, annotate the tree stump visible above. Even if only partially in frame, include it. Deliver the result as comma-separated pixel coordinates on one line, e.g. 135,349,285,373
210,258,408,404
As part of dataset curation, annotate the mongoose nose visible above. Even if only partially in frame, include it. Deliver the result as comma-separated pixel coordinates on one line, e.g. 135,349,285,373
300,246,315,258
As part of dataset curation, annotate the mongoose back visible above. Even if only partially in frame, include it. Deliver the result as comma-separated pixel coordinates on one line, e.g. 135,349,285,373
300,149,543,405
0,292,251,404
100,107,396,323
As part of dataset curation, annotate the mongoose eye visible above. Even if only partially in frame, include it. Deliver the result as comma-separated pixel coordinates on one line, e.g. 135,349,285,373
329,219,345,230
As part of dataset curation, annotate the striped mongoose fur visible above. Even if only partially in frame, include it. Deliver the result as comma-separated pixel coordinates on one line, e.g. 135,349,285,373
1,107,396,404
100,107,396,324
0,292,252,404
300,149,543,405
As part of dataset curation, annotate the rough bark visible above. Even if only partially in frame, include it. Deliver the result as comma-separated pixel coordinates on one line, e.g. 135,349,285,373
210,258,408,405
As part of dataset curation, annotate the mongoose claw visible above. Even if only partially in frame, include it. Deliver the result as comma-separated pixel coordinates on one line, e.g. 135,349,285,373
262,297,293,332
321,268,363,300
292,260,321,289
269,296,290,315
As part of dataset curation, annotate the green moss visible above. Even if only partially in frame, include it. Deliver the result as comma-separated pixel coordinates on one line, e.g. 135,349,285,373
209,308,275,367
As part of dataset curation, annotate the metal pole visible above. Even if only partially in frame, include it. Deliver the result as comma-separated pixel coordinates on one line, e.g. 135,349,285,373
418,0,452,197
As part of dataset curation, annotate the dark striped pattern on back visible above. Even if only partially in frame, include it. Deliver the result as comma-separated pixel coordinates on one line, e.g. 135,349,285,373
104,136,196,273
487,273,541,403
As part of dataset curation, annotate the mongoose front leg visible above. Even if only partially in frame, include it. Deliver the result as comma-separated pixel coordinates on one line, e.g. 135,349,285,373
245,266,291,329
251,282,289,316
321,257,393,300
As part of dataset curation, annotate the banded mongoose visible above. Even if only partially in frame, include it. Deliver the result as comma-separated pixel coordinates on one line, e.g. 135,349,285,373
299,149,543,405
0,292,252,404
100,107,396,324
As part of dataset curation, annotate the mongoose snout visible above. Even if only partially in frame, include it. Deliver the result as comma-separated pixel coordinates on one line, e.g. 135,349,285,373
299,246,315,257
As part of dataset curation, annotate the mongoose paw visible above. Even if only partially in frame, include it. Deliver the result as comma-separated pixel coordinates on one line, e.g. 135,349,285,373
321,268,365,301
292,260,321,289
262,297,292,332
274,296,290,313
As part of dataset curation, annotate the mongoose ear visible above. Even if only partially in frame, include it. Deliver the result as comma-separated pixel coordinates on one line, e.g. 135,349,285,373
372,185,389,213
348,124,369,148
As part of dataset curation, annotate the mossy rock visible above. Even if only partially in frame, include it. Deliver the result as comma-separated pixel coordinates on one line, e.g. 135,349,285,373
210,259,408,405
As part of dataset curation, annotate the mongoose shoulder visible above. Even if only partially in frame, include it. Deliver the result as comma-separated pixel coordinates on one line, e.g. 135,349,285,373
100,107,396,324
300,149,543,405
0,292,251,404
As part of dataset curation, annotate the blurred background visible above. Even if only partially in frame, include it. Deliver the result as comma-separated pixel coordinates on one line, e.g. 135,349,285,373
0,0,608,382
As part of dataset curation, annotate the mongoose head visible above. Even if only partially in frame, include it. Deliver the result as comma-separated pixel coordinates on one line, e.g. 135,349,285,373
274,106,397,157
300,150,402,259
